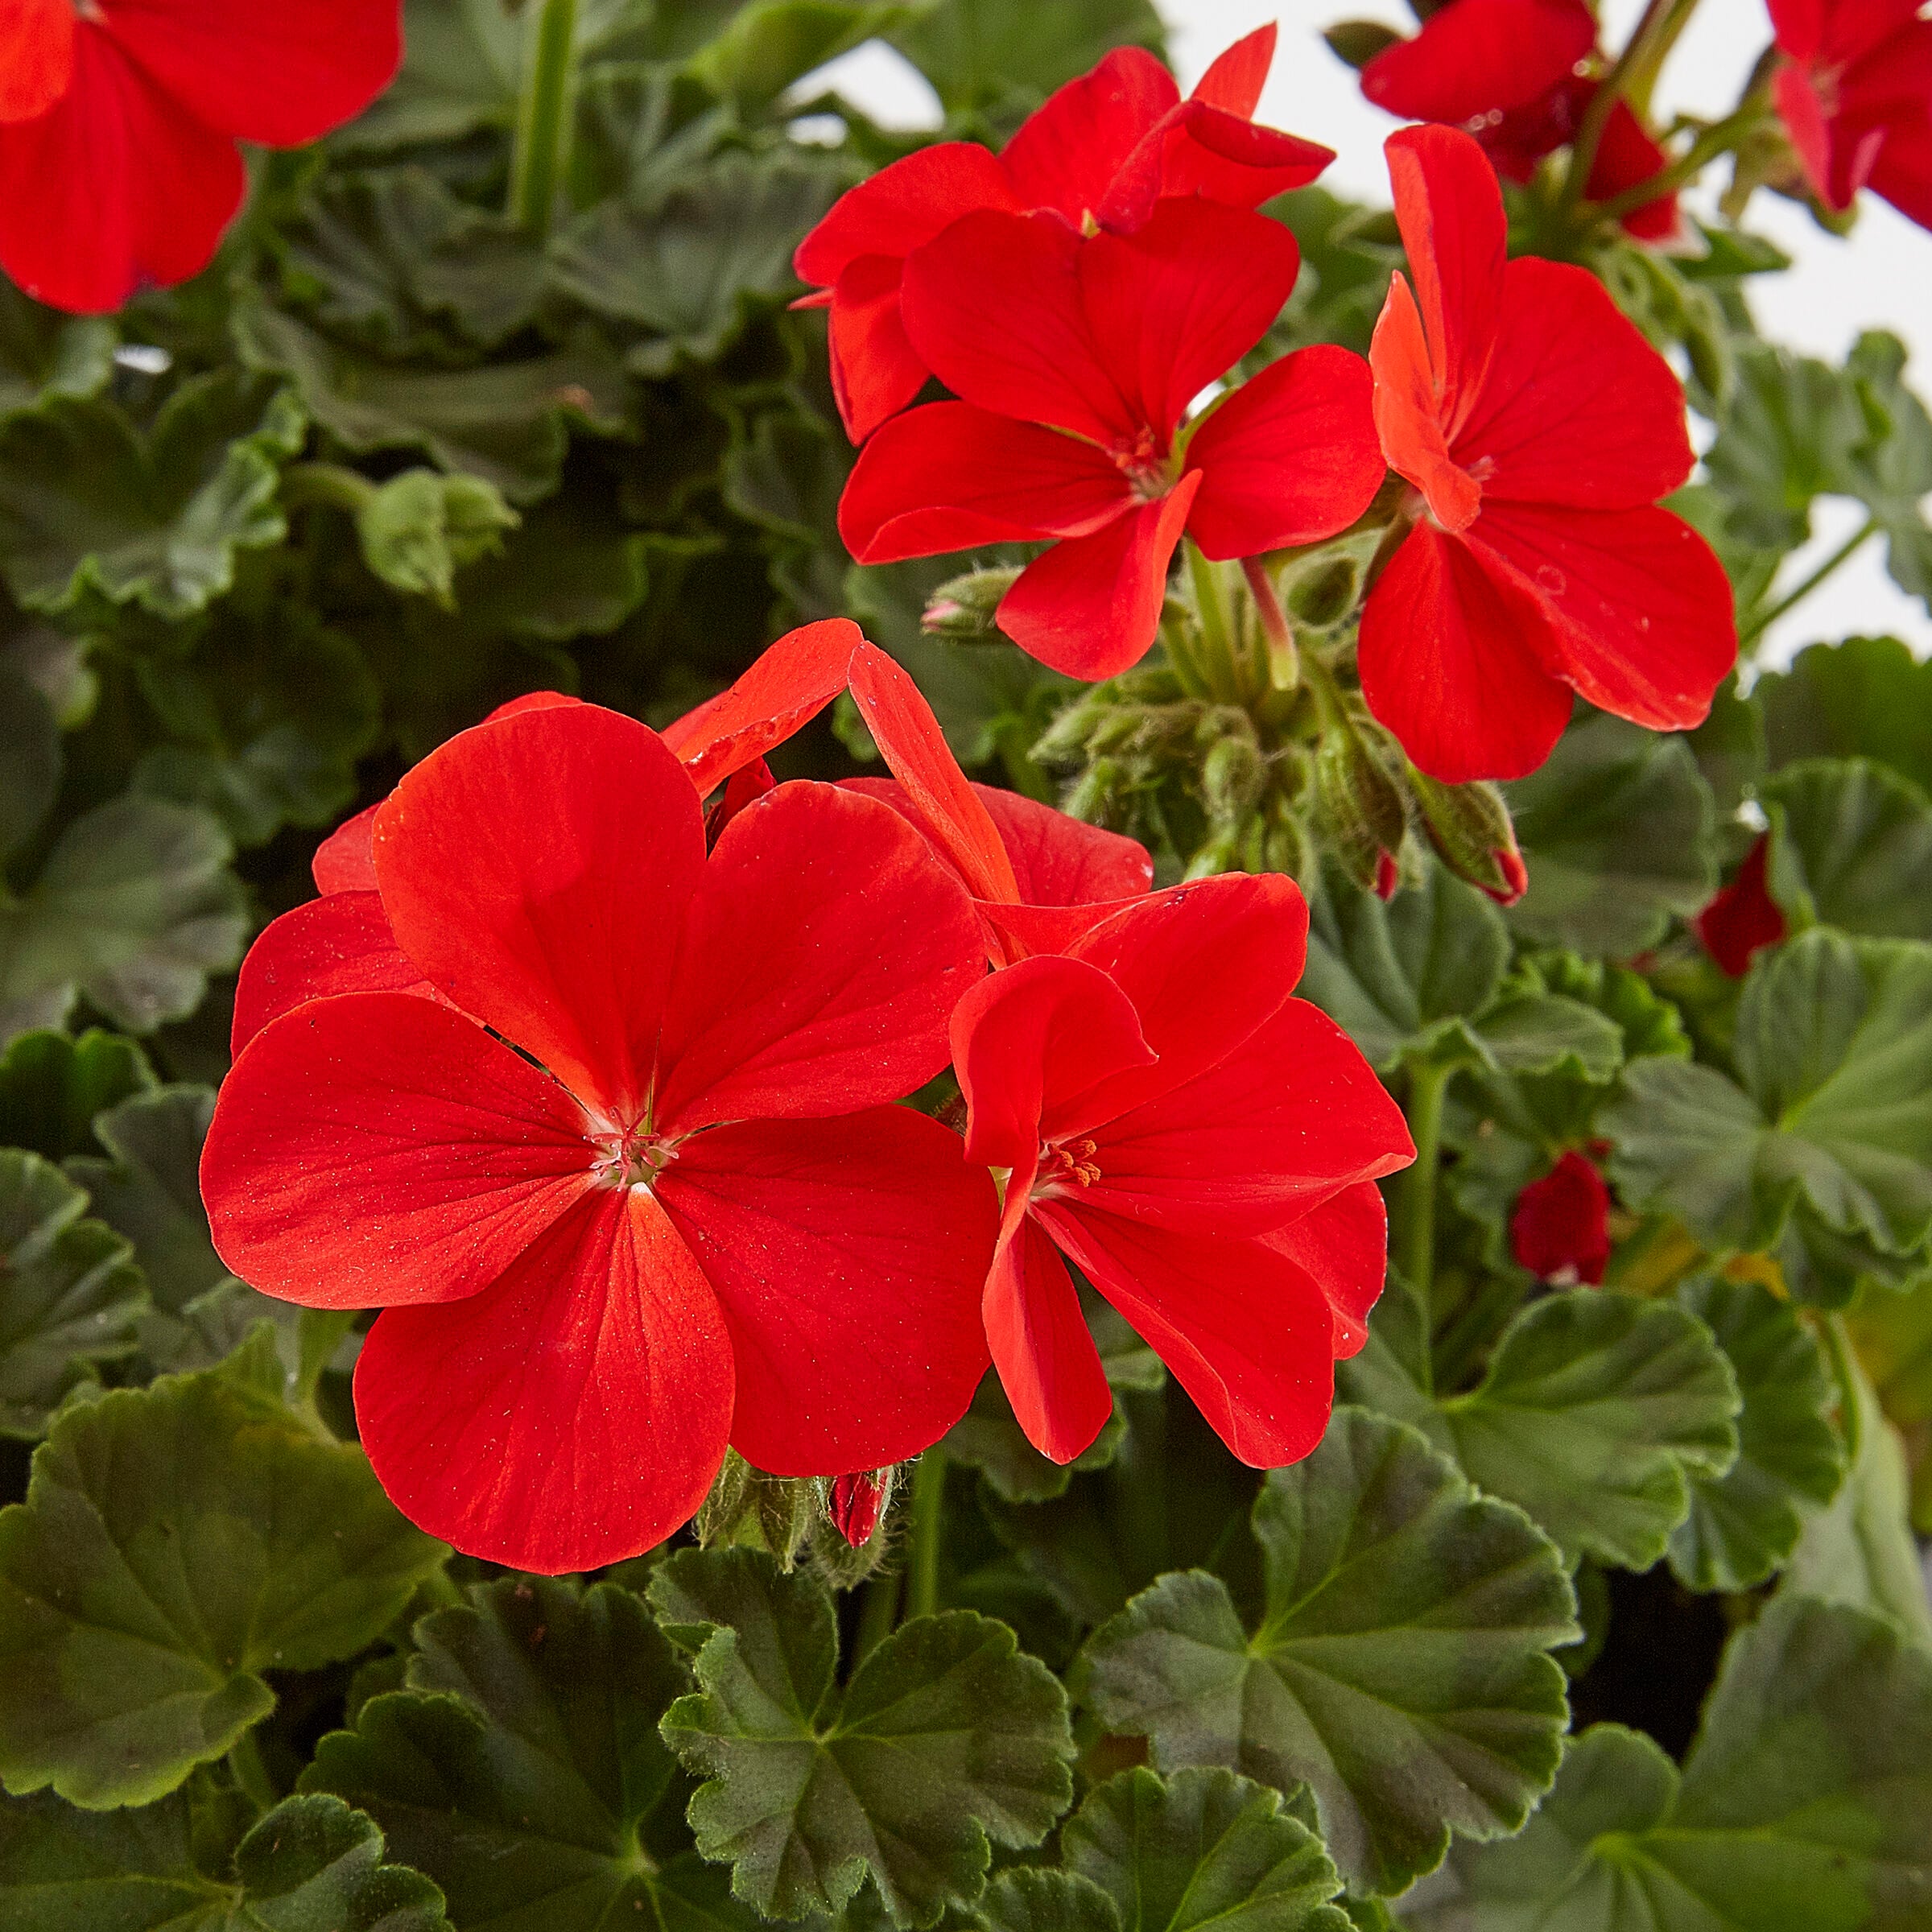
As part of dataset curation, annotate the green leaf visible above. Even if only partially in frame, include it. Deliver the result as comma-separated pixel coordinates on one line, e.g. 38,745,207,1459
1785,1349,1932,1645
654,1546,1075,1926
0,284,115,423
1406,1595,1932,1930
1841,330,1932,608
353,468,520,605
1604,930,1932,1262
0,374,306,621
1667,1276,1846,1592
0,1027,155,1162
0,663,58,862
304,1575,741,1932
0,1331,448,1808
0,1786,451,1930
332,0,522,150
890,0,1164,112
1078,1409,1578,1896
234,300,627,504
0,1150,146,1439
1468,991,1624,1081
0,795,246,1046
1763,757,1932,941
1063,1767,1351,1932
1501,712,1718,955
1435,1290,1741,1571
551,152,849,376
981,1868,1122,1932
1758,634,1932,796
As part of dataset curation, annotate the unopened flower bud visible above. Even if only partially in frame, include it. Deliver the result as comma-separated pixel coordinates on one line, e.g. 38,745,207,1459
1313,714,1410,895
829,1468,894,1547
1406,766,1528,905
1201,731,1265,828
1511,1150,1612,1286
923,568,1023,640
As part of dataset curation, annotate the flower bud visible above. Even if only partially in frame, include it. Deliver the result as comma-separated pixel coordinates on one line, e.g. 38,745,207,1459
1312,712,1410,895
1406,766,1528,905
828,1468,894,1547
922,568,1023,641
696,1450,819,1568
1511,1150,1612,1286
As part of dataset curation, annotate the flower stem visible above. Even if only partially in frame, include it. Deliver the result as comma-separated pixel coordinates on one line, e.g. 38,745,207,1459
1581,93,1771,227
1186,541,1243,703
1557,0,1682,216
1397,1061,1453,1302
227,1728,278,1813
1241,555,1300,691
904,1448,946,1623
1738,514,1880,646
510,0,580,235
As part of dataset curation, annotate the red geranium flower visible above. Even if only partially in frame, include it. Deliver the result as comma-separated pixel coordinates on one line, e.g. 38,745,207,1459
1360,126,1735,782
1510,1149,1612,1283
202,698,998,1573
838,200,1385,680
1769,0,1932,229
0,0,401,314
1694,832,1787,975
794,27,1333,441
952,873,1414,1463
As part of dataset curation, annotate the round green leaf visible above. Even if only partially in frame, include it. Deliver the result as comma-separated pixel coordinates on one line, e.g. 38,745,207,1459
0,1027,155,1163
1765,758,1932,941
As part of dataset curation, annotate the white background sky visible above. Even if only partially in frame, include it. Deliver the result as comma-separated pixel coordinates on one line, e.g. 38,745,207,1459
807,0,1932,667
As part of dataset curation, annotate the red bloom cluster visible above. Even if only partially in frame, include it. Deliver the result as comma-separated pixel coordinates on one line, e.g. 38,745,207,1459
1770,0,1932,230
0,0,400,314
1360,126,1735,781
202,623,1413,1569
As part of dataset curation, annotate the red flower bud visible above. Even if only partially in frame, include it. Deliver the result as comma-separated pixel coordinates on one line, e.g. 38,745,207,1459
1695,833,1785,977
1511,1150,1612,1285
830,1469,891,1546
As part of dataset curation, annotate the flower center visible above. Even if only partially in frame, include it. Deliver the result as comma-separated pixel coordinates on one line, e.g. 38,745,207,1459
1112,426,1171,502
593,1125,682,1191
1034,1136,1102,1197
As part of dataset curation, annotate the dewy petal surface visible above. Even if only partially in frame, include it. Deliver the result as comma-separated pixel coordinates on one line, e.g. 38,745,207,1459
355,1185,733,1573
311,803,381,894
203,992,596,1311
374,704,704,1125
229,891,436,1054
656,1110,996,1477
653,783,981,1130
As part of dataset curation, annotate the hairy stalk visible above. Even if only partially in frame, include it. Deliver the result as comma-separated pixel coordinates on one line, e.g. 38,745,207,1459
1738,514,1879,646
510,0,580,234
904,1448,946,1623
1397,1062,1453,1302
1241,555,1301,691
1186,541,1244,703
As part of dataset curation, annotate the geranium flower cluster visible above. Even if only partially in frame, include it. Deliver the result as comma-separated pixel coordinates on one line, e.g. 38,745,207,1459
201,623,1414,1571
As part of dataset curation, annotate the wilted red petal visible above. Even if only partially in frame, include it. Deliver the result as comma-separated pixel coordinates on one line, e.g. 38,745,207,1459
997,476,1201,680
229,892,436,1054
795,140,1020,285
1186,345,1385,558
838,401,1133,564
0,0,72,120
1455,258,1694,508
1042,1204,1340,1467
951,953,1155,1170
355,1187,733,1572
1000,45,1180,225
847,642,1022,904
652,783,981,1130
97,0,399,145
1370,273,1481,532
1361,0,1596,123
203,992,595,1311
1358,522,1575,783
1510,1149,1612,1284
989,1193,1114,1464
0,27,243,313
374,704,705,1123
1695,832,1786,976
828,255,927,444
656,1111,996,1477
1265,1182,1389,1359
1191,23,1277,114
663,618,861,795
312,803,381,894
1469,501,1736,732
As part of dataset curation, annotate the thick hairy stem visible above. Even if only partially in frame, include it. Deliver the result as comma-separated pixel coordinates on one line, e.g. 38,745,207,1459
1241,555,1300,691
510,0,580,234
1187,541,1247,703
904,1448,946,1623
1397,1061,1453,1302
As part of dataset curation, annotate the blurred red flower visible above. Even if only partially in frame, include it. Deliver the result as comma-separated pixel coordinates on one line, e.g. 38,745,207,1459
1695,832,1787,975
1511,1149,1612,1283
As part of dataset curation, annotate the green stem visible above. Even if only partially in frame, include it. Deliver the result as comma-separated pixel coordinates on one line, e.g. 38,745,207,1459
1186,541,1241,703
1558,0,1679,215
227,1728,277,1813
904,1450,946,1624
1821,1311,1865,1463
510,0,580,235
1397,1062,1453,1302
1241,555,1300,691
1584,97,1770,228
1738,514,1879,646
854,1568,901,1666
279,460,377,515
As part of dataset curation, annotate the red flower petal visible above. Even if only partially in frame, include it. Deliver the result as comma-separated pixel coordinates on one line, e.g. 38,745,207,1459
828,255,928,444
652,784,982,1131
1141,105,1334,217
95,0,401,147
0,27,243,313
1384,125,1507,442
355,1187,733,1572
704,758,776,841
373,704,704,1123
951,953,1156,1170
1185,345,1385,559
1455,258,1694,508
1361,0,1596,124
1191,23,1277,115
1265,1182,1390,1360
311,804,380,894
1370,272,1481,531
1695,832,1787,976
0,0,72,121
847,642,1022,905
794,139,1022,286
203,992,595,1311
656,1111,996,1477
990,1197,1114,1464
997,475,1201,680
979,786,1154,903
1041,1204,1339,1466
1469,501,1736,731
838,401,1133,564
229,891,436,1055
662,618,861,795
1000,45,1180,226
1358,522,1575,783
1083,997,1414,1236
1589,98,1682,243
1509,1149,1612,1284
